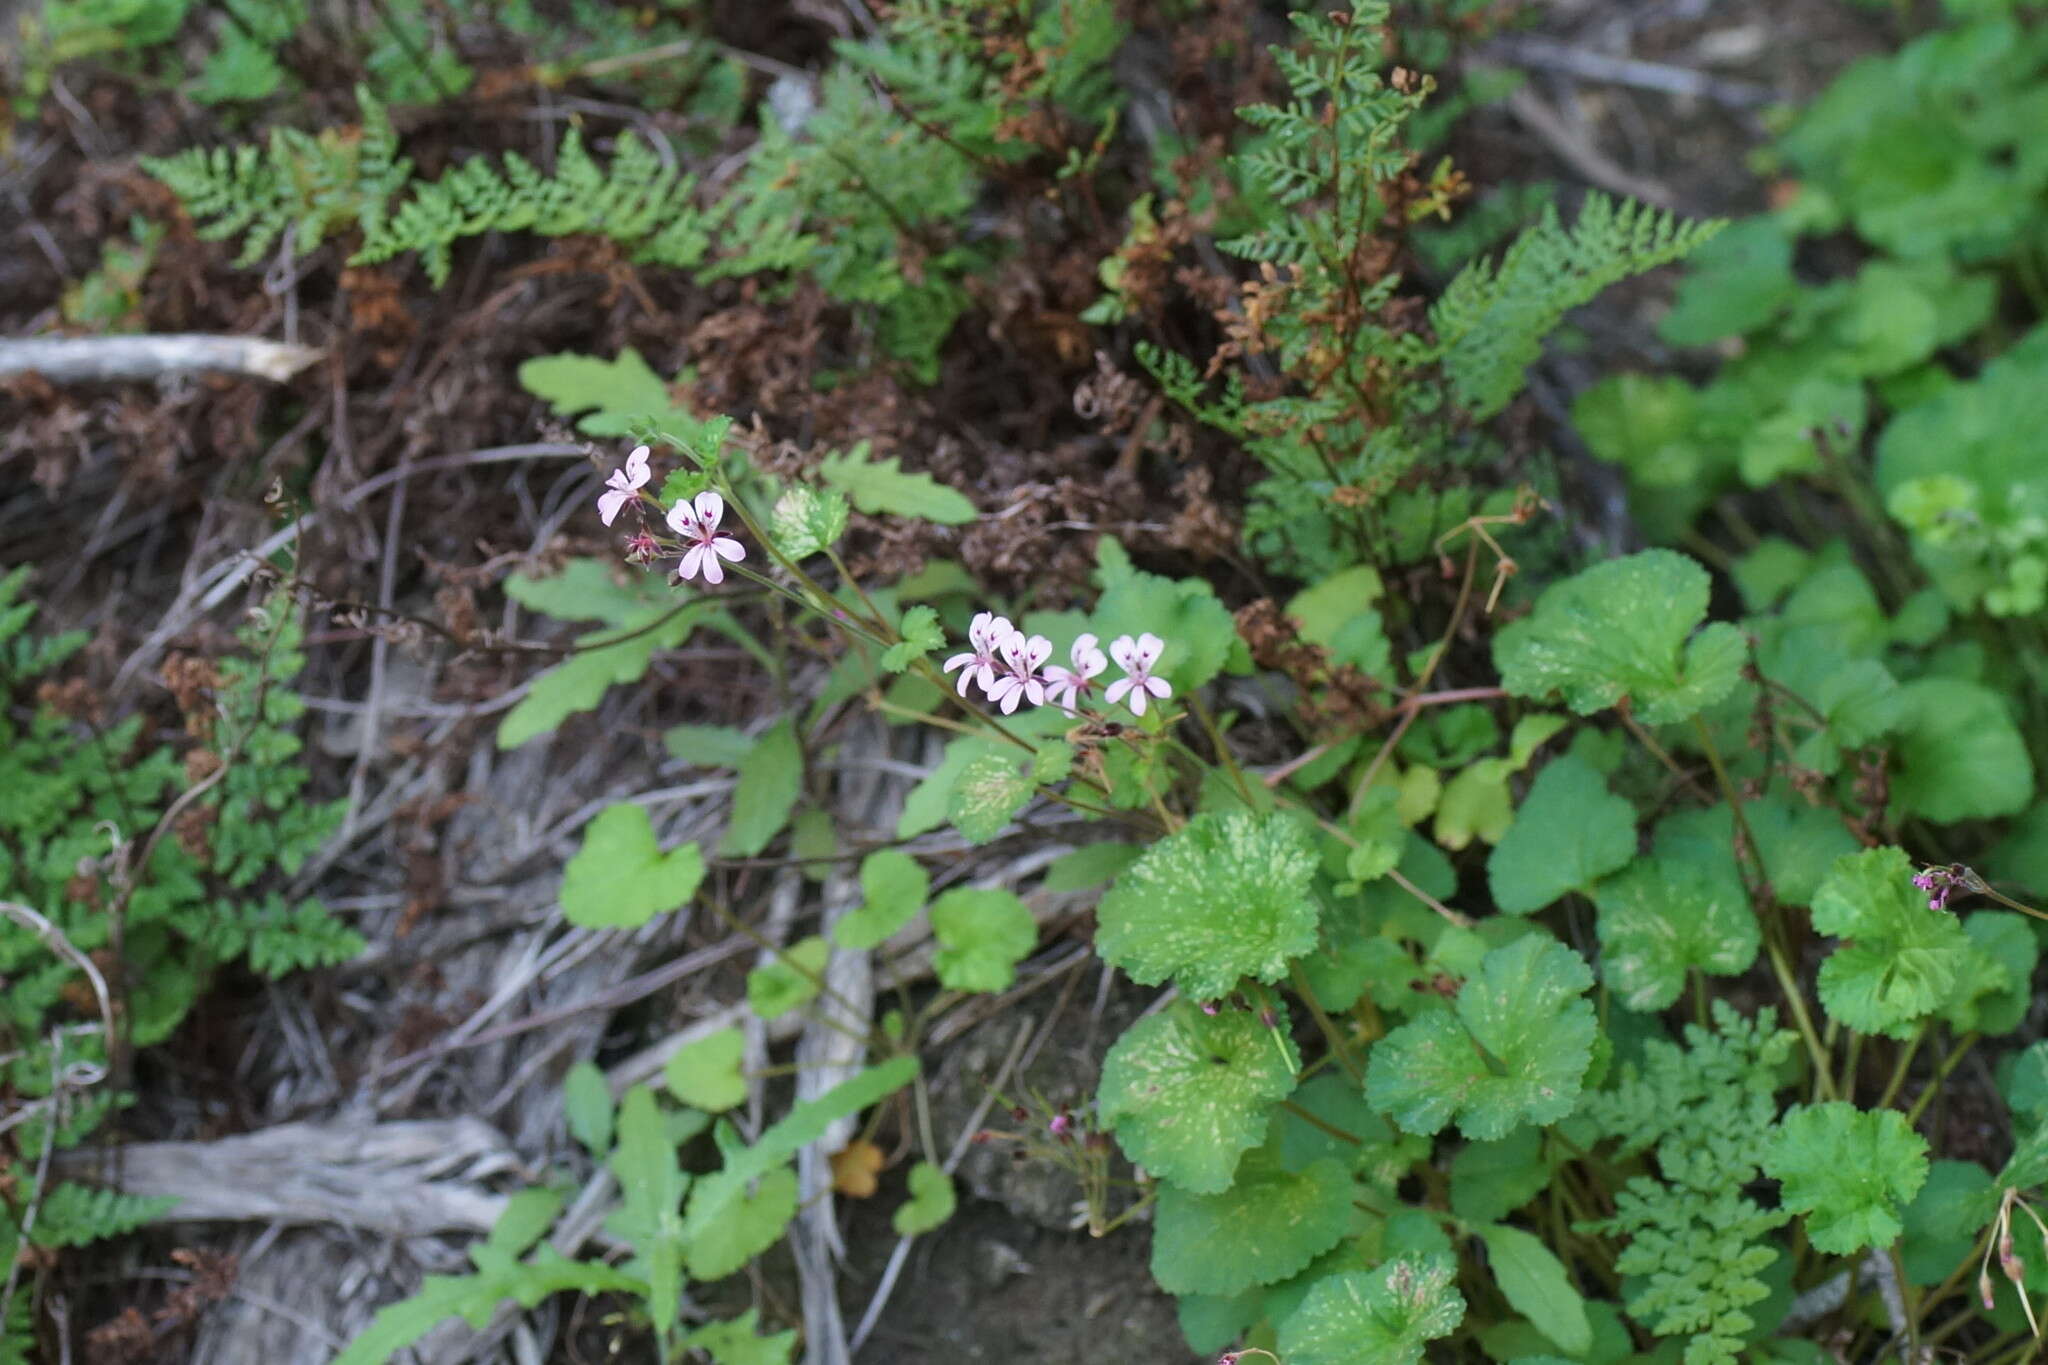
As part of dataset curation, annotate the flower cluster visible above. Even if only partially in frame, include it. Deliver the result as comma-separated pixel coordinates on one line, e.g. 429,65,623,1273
595,445,746,585
1912,863,1966,912
942,612,1173,717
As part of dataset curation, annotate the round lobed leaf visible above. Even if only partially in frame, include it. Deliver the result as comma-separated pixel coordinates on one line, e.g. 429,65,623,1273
1095,811,1320,1001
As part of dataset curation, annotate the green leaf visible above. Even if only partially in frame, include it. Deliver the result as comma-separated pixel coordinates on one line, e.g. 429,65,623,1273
930,887,1037,993
1593,852,1759,1011
1659,218,1796,345
882,606,944,672
606,1086,688,1331
1277,1255,1466,1365
665,1027,749,1113
517,348,693,437
722,719,804,857
1088,538,1242,699
1494,550,1745,725
685,1164,799,1280
1152,1152,1354,1297
834,850,929,951
682,1309,798,1365
1041,842,1141,892
1573,373,1707,487
1095,811,1320,1001
506,557,656,627
1098,1001,1300,1194
1365,936,1598,1140
948,751,1036,844
1477,1223,1591,1357
497,603,709,749
330,1253,640,1365
664,723,757,767
1810,847,1984,1038
1890,679,2034,822
769,485,851,560
892,1161,956,1236
1900,1160,1996,1286
563,1061,614,1156
746,936,829,1021
560,805,705,929
1486,755,1637,915
681,1058,917,1246
1765,1102,1929,1254
1940,912,2030,1036
1450,1125,1551,1225
817,443,977,524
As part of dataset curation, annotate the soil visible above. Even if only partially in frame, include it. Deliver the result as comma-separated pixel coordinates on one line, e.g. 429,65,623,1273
0,0,1894,1362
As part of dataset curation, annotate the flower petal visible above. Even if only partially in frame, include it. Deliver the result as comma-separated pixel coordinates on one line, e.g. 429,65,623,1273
598,489,628,526
1144,676,1173,699
1109,635,1138,671
700,552,726,585
625,445,651,487
713,535,746,562
667,501,701,538
1127,687,1149,716
678,545,706,581
1105,677,1133,706
694,490,725,532
1136,633,1164,668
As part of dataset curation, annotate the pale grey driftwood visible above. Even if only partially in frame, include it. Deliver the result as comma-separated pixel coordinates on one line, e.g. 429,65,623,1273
0,334,323,383
53,1117,520,1237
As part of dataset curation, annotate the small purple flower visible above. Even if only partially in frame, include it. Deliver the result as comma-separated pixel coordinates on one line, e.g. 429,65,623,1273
1043,633,1108,715
942,611,1015,698
988,631,1053,715
1105,632,1172,716
1913,864,1964,912
1048,1111,1073,1142
666,490,746,585
597,444,651,526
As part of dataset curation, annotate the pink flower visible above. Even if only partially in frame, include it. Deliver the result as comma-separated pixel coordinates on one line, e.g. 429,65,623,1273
942,612,1016,698
1043,633,1107,714
597,445,651,526
988,631,1052,714
1105,633,1172,716
666,491,746,585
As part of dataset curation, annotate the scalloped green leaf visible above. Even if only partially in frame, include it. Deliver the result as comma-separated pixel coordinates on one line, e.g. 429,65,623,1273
1593,852,1759,1011
1365,936,1597,1140
560,804,705,929
949,751,1036,845
665,1026,748,1113
893,1161,956,1236
930,887,1036,993
1098,1001,1300,1194
517,348,693,437
1277,1255,1466,1365
834,850,929,951
1095,811,1320,1001
1486,755,1637,915
770,486,850,560
1494,550,1744,724
1764,1102,1928,1255
1152,1152,1354,1297
746,936,829,1021
1810,847,1984,1038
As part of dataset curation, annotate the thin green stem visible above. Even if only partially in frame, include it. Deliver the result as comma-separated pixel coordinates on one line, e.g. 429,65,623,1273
1764,938,1835,1101
1875,1025,1929,1112
1290,960,1365,1086
1904,1034,1978,1128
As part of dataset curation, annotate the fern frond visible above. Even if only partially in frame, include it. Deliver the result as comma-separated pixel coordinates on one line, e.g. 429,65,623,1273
24,1184,178,1248
1430,192,1723,419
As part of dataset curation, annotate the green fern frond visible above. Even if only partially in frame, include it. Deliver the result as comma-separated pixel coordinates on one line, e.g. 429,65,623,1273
1430,192,1724,419
24,1184,178,1248
1578,1002,1796,1365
